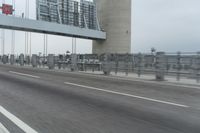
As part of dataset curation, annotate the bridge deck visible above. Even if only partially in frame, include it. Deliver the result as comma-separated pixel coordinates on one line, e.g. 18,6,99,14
0,15,106,40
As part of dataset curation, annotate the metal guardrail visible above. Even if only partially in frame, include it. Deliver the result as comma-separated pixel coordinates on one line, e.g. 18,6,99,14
0,52,200,83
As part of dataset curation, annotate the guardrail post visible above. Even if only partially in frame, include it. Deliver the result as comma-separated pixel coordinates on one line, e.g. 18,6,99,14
155,52,166,81
196,52,200,83
176,52,181,81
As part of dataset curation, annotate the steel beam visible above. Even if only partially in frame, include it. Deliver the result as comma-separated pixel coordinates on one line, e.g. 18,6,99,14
0,14,106,40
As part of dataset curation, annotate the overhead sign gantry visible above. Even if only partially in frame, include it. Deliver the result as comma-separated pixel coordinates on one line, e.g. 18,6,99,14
0,0,106,40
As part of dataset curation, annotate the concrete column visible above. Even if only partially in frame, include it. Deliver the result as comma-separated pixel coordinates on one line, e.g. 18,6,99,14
102,54,112,75
2,55,8,64
93,0,132,54
70,54,78,71
47,54,55,69
26,56,31,65
10,55,15,65
19,54,24,66
31,54,38,68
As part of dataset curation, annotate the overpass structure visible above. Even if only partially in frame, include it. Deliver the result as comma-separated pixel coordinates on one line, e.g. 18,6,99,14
0,14,106,40
0,0,132,54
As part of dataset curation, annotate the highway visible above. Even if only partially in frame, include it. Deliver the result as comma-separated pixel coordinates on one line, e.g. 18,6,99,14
0,64,200,133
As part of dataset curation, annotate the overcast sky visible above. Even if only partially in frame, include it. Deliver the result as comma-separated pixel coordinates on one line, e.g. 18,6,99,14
132,0,200,53
1,0,200,55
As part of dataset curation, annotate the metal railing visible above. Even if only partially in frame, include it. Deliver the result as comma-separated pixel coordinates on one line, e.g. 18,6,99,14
0,52,200,83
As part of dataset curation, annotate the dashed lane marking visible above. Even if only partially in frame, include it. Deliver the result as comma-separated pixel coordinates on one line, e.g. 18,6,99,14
9,71,40,79
64,82,190,108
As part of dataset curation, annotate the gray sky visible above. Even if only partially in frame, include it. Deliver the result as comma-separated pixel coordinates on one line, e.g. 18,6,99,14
132,0,200,53
1,0,200,55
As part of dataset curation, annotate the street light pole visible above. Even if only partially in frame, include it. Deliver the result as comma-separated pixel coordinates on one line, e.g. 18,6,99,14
11,0,15,55
1,0,5,56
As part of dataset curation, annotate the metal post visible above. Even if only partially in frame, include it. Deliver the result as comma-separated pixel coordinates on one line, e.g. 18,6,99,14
176,52,181,81
25,32,27,56
44,34,46,56
1,0,5,56
137,53,143,77
155,52,166,81
131,54,134,73
115,54,119,75
125,53,129,76
46,35,48,57
1,29,5,56
11,0,15,55
29,33,32,56
25,0,29,57
196,52,200,83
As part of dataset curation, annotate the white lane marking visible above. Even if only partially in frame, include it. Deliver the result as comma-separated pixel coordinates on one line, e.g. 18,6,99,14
0,123,10,133
0,106,38,133
9,71,40,79
64,82,190,108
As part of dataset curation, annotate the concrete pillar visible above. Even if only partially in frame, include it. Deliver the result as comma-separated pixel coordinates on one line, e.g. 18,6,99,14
2,55,8,64
93,0,132,54
70,54,78,71
47,54,55,69
10,55,15,65
19,54,24,66
26,56,31,65
102,54,112,75
31,54,38,68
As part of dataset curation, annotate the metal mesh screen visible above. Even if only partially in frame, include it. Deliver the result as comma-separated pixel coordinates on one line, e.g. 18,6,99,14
36,0,99,30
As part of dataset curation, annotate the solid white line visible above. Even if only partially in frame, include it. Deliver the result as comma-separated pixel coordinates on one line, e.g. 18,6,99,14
0,123,10,133
64,82,190,108
9,71,40,79
0,106,38,133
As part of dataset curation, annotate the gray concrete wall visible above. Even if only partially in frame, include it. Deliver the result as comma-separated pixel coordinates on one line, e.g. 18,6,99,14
93,0,132,54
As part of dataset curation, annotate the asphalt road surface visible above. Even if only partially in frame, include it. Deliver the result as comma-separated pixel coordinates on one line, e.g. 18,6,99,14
0,64,200,133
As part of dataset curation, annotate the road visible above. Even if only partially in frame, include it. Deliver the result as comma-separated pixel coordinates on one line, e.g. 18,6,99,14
0,64,200,133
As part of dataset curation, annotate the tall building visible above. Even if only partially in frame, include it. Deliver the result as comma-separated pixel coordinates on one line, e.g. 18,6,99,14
93,0,132,54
